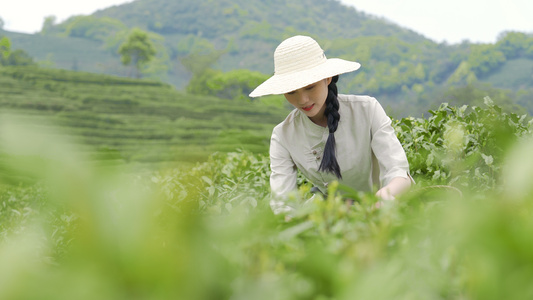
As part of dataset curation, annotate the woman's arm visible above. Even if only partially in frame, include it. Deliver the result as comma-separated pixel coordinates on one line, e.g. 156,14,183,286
269,128,298,214
368,98,413,201
376,176,411,201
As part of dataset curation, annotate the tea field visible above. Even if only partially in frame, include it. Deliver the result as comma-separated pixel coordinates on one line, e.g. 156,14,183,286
0,66,288,170
1,87,533,299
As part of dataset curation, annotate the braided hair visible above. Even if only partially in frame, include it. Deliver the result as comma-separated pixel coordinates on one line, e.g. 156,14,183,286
318,75,342,179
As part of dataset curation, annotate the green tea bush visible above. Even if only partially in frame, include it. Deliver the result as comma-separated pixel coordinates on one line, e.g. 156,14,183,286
1,102,533,299
152,150,271,214
395,98,532,191
0,184,47,238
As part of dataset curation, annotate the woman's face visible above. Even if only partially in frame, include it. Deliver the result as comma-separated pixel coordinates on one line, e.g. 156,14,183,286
284,77,332,123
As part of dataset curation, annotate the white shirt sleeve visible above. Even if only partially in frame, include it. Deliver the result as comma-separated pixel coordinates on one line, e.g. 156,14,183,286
269,127,298,214
369,99,411,187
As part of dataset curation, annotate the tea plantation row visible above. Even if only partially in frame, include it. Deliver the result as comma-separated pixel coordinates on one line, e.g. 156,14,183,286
0,66,288,167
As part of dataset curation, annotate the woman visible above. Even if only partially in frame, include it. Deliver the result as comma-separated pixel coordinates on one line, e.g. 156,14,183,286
249,35,412,213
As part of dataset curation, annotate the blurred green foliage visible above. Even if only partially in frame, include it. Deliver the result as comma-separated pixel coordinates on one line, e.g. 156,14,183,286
2,101,533,299
2,4,533,296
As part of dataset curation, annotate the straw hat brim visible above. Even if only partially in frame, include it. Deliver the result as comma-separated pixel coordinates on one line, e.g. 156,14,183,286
249,58,360,97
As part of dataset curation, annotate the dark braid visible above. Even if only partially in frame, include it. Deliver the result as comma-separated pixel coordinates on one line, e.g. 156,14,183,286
318,75,342,179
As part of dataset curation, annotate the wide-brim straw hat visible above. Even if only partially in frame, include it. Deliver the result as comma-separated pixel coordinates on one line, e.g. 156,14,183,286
249,35,361,97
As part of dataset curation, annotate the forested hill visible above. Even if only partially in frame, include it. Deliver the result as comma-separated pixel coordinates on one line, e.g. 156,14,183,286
90,0,426,73
92,0,533,115
94,0,425,41
3,0,533,116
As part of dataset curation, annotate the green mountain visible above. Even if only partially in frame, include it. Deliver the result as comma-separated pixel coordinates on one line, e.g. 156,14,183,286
2,0,533,116
90,0,426,72
3,0,426,84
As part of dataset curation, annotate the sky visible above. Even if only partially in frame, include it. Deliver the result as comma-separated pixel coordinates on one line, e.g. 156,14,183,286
1,0,532,44
341,0,533,44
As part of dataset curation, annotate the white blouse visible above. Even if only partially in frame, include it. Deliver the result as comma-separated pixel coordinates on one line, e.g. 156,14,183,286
269,94,411,212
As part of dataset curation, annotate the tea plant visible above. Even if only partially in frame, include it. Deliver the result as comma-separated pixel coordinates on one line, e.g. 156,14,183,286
395,98,531,191
1,102,533,299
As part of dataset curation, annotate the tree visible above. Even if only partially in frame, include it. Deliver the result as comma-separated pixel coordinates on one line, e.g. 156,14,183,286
0,36,11,61
447,61,478,85
467,44,506,77
118,28,156,78
176,34,216,56
41,16,56,34
4,49,35,66
0,36,35,66
64,16,126,42
187,69,268,100
180,48,225,95
180,49,225,77
496,31,533,59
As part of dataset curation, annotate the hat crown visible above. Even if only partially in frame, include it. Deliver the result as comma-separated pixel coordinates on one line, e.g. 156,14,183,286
274,35,327,75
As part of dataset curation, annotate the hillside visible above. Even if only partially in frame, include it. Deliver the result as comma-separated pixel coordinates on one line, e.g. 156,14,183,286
3,0,429,87
0,66,288,167
2,0,532,116
94,0,425,41
1,30,130,75
91,0,426,72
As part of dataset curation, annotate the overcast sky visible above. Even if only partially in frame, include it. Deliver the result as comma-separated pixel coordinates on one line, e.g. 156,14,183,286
342,0,533,44
1,0,532,44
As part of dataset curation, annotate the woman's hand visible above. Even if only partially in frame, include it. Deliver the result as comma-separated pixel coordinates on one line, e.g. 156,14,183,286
376,186,395,201
375,176,412,207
